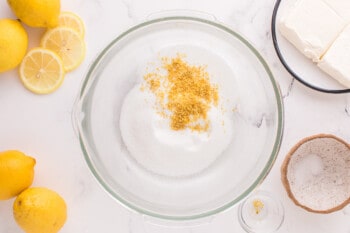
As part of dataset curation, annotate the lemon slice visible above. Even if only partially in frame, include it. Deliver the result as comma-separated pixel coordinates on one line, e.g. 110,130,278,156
19,48,65,94
58,11,85,38
41,27,86,72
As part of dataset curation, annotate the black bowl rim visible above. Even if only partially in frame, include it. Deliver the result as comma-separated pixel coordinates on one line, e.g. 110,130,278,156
271,0,350,94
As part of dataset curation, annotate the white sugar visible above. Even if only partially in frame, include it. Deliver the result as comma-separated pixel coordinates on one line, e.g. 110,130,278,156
120,85,233,177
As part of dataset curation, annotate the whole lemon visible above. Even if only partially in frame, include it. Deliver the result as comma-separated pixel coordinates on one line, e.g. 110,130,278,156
7,0,60,28
13,187,67,233
0,19,28,73
0,150,35,200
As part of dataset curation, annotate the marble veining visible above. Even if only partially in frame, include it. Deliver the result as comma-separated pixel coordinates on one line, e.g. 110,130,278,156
345,104,350,117
121,0,138,23
283,78,295,99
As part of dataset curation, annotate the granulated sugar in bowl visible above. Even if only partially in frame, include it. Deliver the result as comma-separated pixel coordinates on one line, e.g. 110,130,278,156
73,14,283,220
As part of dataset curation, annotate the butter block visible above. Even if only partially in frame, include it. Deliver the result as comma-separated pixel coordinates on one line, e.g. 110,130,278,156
322,0,350,22
279,0,346,62
318,25,350,88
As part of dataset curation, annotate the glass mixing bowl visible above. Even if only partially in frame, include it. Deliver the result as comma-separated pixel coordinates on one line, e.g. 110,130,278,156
73,15,284,220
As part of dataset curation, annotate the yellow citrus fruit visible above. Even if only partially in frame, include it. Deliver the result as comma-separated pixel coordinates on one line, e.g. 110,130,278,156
19,48,65,94
41,27,86,72
0,19,28,73
58,12,85,38
13,187,67,233
7,0,60,28
0,150,35,200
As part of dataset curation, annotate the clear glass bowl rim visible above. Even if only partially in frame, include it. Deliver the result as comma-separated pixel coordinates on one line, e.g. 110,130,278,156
75,15,284,221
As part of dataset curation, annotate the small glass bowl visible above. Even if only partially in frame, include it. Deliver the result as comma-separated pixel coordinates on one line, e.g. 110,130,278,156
73,14,284,220
238,190,285,233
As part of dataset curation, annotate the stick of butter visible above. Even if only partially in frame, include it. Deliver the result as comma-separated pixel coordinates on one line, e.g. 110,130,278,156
318,24,350,88
279,0,346,62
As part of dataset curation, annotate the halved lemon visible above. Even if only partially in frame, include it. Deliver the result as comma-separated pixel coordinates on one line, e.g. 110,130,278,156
41,27,86,72
19,48,65,94
58,11,85,38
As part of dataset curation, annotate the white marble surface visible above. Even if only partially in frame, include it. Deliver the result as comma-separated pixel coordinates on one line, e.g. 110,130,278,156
1,0,350,232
